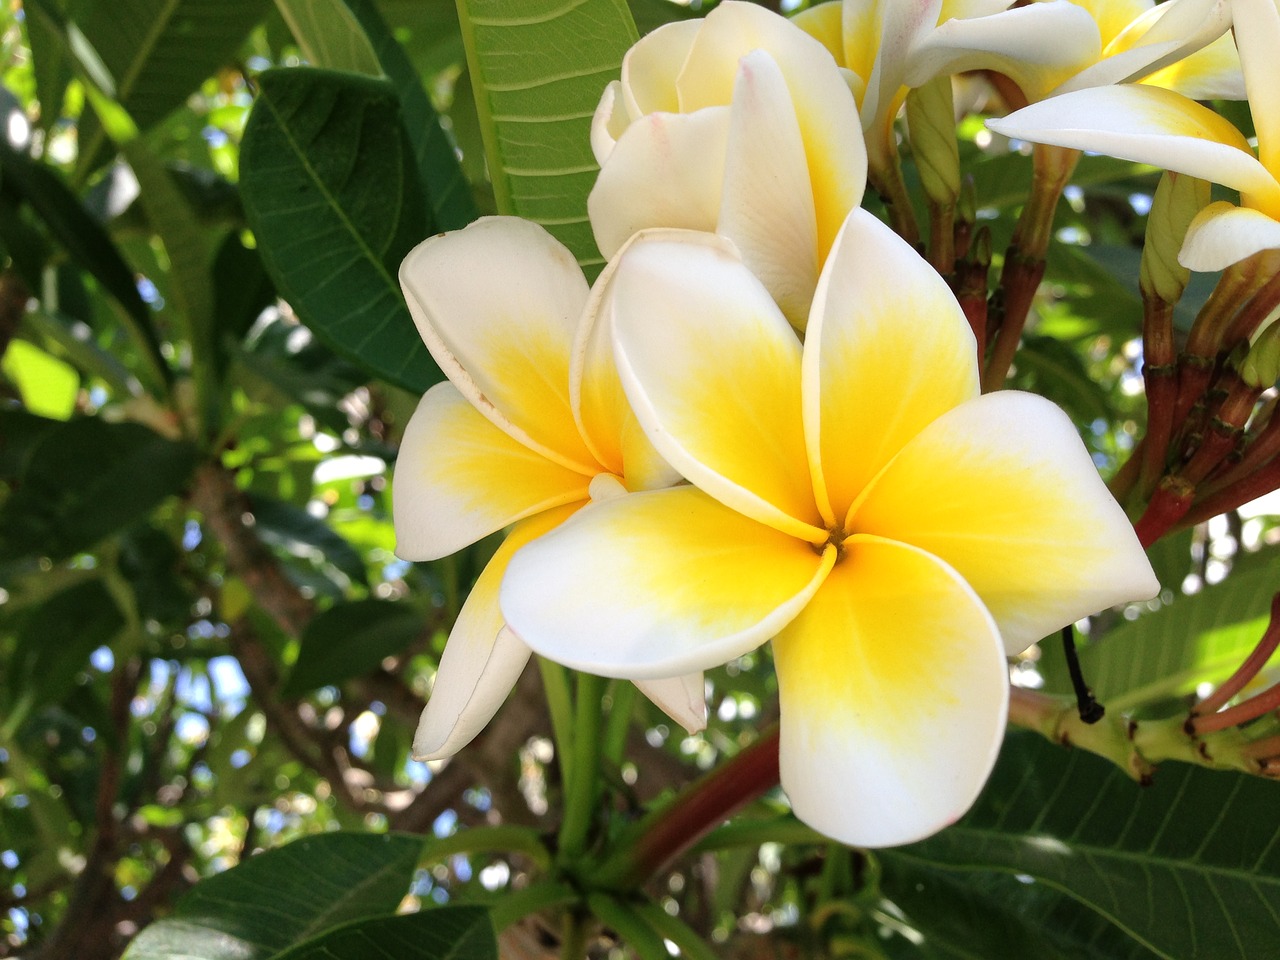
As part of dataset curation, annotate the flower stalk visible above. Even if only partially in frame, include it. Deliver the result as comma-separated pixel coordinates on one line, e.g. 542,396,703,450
1191,593,1280,720
982,145,1079,391
591,726,781,891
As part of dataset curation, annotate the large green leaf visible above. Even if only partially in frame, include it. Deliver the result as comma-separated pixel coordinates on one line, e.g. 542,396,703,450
457,0,638,270
122,139,220,427
273,0,383,76
3,579,125,736
0,138,167,388
249,494,370,592
283,598,425,697
0,418,198,563
271,908,497,960
121,832,423,960
240,68,438,392
72,0,272,132
879,858,1159,960
1039,565,1280,709
899,733,1280,960
345,0,478,230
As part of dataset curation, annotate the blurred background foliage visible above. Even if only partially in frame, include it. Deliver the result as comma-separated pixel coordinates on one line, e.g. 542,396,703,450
1,0,1279,958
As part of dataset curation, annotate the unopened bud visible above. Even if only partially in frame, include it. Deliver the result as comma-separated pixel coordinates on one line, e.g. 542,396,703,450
972,225,993,270
1242,317,1280,388
1140,172,1210,306
905,76,961,208
957,174,977,228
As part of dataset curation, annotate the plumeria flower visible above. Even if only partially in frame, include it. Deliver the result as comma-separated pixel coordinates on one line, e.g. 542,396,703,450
987,0,1279,271
791,0,1094,168
588,0,865,329
917,0,1240,105
500,210,1157,847
393,217,705,761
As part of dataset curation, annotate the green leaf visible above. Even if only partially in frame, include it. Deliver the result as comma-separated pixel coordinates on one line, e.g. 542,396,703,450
0,409,60,481
968,153,1148,212
121,832,424,960
273,0,384,77
0,418,198,563
1,338,80,420
344,0,479,230
1010,334,1112,427
878,857,1159,960
22,308,138,396
457,0,638,270
283,598,424,697
270,907,497,960
240,68,439,392
1144,527,1196,596
24,0,76,133
249,494,370,592
122,139,220,427
1039,565,1279,709
69,0,272,161
0,138,166,387
899,733,1280,960
4,579,125,735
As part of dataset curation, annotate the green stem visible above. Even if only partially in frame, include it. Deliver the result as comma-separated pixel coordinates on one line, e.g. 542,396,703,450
602,679,637,766
558,671,607,862
982,144,1079,391
867,143,921,248
593,725,781,891
539,657,575,771
586,894,670,960
691,817,825,854
419,824,553,872
632,900,721,960
487,881,579,932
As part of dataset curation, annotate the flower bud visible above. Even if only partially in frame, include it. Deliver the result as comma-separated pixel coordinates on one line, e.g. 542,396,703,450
905,75,960,209
1140,172,1210,306
1242,315,1280,389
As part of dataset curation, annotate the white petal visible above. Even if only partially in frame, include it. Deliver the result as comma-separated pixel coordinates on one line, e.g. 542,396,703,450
572,229,699,489
907,2,1102,102
1055,0,1233,95
411,507,577,760
1179,202,1280,271
987,85,1280,210
859,0,943,135
501,486,833,679
588,108,730,261
634,674,707,734
608,233,826,540
677,0,866,256
413,627,530,761
399,217,597,472
718,50,820,327
803,209,979,524
774,536,1008,847
590,80,628,165
850,392,1159,654
393,383,590,560
622,18,701,117
1233,0,1280,179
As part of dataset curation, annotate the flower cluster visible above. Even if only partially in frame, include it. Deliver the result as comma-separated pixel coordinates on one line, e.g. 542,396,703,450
388,0,1204,847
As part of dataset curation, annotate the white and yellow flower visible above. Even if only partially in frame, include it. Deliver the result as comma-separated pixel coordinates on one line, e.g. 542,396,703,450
988,0,1280,271
500,210,1157,847
393,216,704,761
793,0,1088,164
588,0,865,329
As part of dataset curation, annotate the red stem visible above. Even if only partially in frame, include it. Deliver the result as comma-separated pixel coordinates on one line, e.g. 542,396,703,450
1134,478,1195,548
593,727,781,890
1193,594,1280,718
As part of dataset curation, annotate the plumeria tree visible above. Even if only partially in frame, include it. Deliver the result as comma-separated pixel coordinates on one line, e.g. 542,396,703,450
5,0,1280,958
